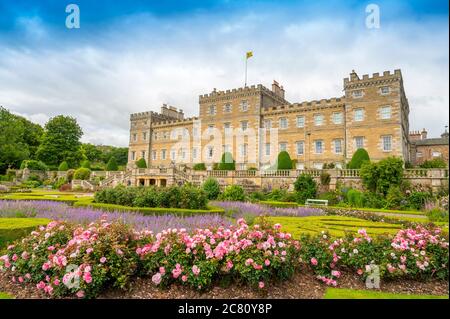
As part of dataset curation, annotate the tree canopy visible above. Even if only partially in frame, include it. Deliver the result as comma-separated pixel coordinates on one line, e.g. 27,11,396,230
36,115,83,168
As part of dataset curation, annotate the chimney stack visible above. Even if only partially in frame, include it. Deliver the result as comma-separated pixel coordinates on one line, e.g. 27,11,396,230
421,128,428,140
272,80,285,99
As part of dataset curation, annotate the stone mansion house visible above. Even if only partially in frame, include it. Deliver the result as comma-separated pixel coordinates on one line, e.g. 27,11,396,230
128,69,412,171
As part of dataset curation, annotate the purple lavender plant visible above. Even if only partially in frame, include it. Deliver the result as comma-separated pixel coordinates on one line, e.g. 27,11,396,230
213,201,323,219
0,200,231,233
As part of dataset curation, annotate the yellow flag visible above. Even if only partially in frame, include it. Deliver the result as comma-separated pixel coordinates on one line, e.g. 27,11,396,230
246,51,253,59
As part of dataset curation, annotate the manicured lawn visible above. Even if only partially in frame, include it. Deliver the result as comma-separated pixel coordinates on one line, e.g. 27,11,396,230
0,218,50,249
0,292,13,299
0,190,93,203
324,288,449,299
267,215,402,238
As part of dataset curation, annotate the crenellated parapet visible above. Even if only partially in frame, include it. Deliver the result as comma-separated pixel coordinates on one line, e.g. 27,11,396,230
199,83,288,105
261,97,345,115
344,69,402,90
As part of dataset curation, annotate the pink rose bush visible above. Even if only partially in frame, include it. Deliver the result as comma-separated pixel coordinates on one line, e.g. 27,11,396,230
135,217,301,290
0,217,448,298
0,218,138,298
300,226,448,284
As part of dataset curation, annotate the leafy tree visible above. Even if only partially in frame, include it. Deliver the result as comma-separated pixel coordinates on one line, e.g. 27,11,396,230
20,160,48,171
277,151,293,170
419,158,447,169
347,149,370,169
58,161,69,171
81,143,103,163
218,152,235,170
135,158,147,169
36,115,83,168
202,178,220,200
106,157,119,171
73,168,91,180
80,160,91,169
360,157,404,196
0,107,31,173
294,174,317,204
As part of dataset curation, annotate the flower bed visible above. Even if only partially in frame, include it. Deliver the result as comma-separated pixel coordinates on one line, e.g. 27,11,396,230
0,218,301,298
301,226,449,286
0,216,448,299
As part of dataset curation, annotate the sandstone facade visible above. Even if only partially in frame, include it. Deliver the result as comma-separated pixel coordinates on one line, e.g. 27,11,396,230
128,69,412,170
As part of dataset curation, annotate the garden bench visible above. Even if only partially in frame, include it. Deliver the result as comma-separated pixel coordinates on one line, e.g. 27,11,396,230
305,199,328,207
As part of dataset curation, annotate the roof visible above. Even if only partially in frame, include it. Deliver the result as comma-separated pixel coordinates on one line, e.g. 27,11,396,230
412,137,449,146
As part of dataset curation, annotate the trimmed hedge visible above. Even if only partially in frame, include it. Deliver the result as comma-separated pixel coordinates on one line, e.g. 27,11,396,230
347,148,370,169
277,151,293,170
0,218,50,248
94,185,208,210
218,152,235,170
74,200,225,216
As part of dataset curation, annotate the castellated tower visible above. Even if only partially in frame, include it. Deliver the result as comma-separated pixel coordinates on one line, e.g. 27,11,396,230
343,69,410,162
128,105,185,169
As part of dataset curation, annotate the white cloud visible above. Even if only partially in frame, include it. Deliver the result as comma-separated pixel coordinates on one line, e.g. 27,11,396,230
0,9,448,146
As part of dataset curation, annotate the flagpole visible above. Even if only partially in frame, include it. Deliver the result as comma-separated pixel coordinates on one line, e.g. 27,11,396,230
245,55,248,87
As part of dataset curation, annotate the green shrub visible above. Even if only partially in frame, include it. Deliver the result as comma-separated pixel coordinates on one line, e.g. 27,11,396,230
277,151,293,170
408,192,432,210
218,152,235,170
73,168,91,180
320,172,331,186
363,192,387,209
427,208,449,222
360,157,404,196
95,184,208,210
193,163,206,171
20,160,48,171
80,160,91,169
293,174,317,204
248,191,267,202
135,158,147,169
202,178,220,200
266,189,288,201
347,149,370,169
58,161,69,171
346,189,365,208
322,163,336,169
53,177,67,190
385,186,405,210
106,157,119,171
247,167,257,171
219,185,246,201
318,191,340,206
419,158,447,169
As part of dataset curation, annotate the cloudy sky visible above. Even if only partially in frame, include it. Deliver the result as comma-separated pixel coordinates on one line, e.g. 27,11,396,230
0,0,448,147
